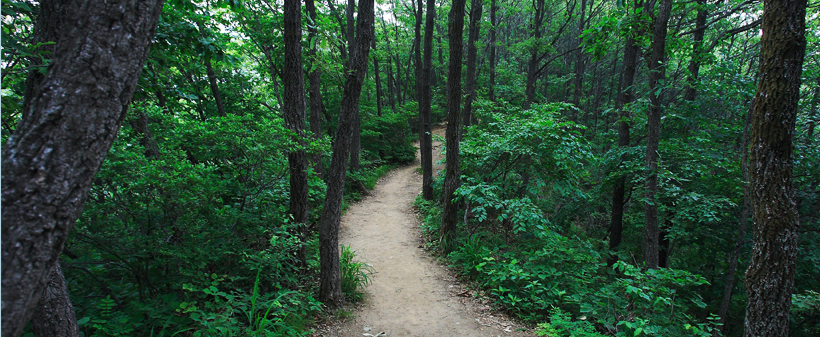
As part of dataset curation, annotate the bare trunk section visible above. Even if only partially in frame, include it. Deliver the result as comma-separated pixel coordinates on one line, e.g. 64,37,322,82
744,0,806,333
463,0,483,132
488,0,498,102
20,0,67,123
684,0,707,102
306,0,325,178
31,262,79,337
319,0,375,307
1,1,164,335
525,0,545,109
572,0,588,109
419,0,436,200
644,0,673,270
283,0,310,270
441,0,467,254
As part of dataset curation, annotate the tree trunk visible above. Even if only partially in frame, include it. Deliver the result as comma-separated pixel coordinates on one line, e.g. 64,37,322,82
744,0,806,333
644,0,673,270
1,1,164,335
205,56,226,117
488,0,497,102
373,50,383,117
419,0,436,201
441,0,467,254
129,112,161,159
463,0,483,132
806,76,820,143
572,0,588,109
381,18,398,112
306,0,325,178
525,0,545,109
31,262,79,337
684,0,707,102
20,0,67,123
319,0,374,307
284,0,310,270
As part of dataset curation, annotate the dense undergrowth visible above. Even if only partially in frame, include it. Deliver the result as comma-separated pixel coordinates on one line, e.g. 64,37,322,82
415,100,820,337
48,102,415,337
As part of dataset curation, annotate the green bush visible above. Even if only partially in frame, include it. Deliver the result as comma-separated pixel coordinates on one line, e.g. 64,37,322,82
340,245,374,303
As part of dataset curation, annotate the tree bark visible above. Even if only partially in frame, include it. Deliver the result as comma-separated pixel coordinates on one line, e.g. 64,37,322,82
284,0,310,270
488,0,498,102
441,0,467,254
1,1,164,335
684,0,707,102
463,0,483,132
20,0,68,123
306,0,325,178
205,56,227,117
419,0,436,201
744,0,806,333
644,0,673,270
319,0,374,307
31,262,79,337
572,0,588,109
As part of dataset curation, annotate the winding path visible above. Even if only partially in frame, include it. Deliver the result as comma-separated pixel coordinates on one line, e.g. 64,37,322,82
322,127,533,337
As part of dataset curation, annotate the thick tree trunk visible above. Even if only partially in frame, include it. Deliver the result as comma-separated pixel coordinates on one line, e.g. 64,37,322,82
608,24,638,264
307,0,325,178
205,56,226,117
463,0,483,132
684,0,707,102
644,0,673,270
419,0,436,200
1,1,164,335
284,0,310,270
488,0,498,102
31,262,79,337
441,0,467,254
744,0,806,333
319,0,374,307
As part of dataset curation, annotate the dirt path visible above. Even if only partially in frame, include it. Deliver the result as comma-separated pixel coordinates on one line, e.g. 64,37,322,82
321,127,533,337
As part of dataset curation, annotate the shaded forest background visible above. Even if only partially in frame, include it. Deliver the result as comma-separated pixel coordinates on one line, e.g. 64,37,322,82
2,0,819,336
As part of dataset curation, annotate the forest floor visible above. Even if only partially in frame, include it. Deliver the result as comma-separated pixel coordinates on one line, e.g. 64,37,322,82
315,126,534,337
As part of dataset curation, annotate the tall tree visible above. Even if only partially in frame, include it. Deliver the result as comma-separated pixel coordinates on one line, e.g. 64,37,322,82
463,0,483,131
205,55,227,117
419,0,435,200
306,0,325,177
283,0,309,269
643,0,673,270
488,0,498,102
318,0,375,307
31,263,79,337
684,0,707,102
1,0,164,335
744,0,806,333
441,0,467,253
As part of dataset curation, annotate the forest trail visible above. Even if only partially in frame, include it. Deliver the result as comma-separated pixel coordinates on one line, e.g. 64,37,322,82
322,126,533,337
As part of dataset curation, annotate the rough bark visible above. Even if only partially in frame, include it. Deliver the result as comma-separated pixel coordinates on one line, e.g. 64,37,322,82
744,0,806,333
419,0,435,200
1,1,164,335
684,0,707,102
31,262,79,337
488,0,498,102
608,18,641,265
644,0,673,270
319,0,374,307
283,0,310,269
306,0,325,178
463,0,483,132
205,56,226,117
441,0,467,254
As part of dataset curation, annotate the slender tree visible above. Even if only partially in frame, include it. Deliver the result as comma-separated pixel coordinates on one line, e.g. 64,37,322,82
644,0,673,270
463,0,483,132
441,0,467,253
1,0,164,335
306,0,325,177
283,0,309,269
744,0,806,333
419,0,435,200
319,0,375,307
488,0,498,102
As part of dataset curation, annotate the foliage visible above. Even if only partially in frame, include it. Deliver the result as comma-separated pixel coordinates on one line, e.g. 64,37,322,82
340,245,374,303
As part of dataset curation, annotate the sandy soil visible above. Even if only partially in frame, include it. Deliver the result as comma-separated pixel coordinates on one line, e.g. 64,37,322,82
316,127,534,337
